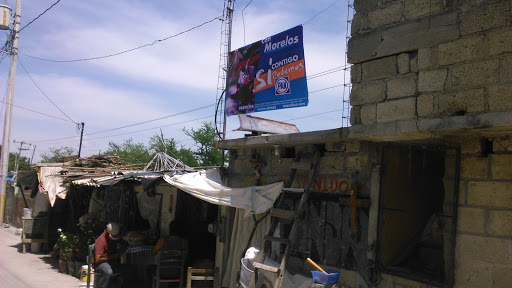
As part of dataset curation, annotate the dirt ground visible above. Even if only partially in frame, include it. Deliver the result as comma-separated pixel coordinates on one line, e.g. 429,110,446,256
0,224,81,288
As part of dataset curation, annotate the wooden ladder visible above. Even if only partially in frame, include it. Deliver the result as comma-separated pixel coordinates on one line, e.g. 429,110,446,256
249,146,322,288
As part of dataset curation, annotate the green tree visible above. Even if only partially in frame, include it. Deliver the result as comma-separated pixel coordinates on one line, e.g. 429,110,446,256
104,138,150,167
148,135,198,167
40,146,76,163
183,122,223,167
0,146,31,171
9,155,31,171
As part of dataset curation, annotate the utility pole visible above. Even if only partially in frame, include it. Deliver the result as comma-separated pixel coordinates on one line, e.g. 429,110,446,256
13,140,30,182
0,0,21,225
30,144,36,164
77,122,84,158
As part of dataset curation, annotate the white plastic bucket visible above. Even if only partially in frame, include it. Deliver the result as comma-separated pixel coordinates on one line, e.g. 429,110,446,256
23,208,32,218
79,265,94,284
240,258,254,288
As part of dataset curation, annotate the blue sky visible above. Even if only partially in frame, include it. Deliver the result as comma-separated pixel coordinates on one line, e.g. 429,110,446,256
0,0,352,163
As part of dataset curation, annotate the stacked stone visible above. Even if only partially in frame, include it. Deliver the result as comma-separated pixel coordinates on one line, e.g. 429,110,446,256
347,0,512,287
454,137,512,287
348,0,511,133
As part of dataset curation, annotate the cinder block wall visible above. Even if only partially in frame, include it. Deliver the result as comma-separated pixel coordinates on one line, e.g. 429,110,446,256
348,0,512,287
349,0,511,125
454,136,512,287
226,141,379,191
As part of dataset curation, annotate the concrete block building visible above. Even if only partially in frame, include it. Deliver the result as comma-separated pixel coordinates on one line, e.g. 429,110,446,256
216,0,511,287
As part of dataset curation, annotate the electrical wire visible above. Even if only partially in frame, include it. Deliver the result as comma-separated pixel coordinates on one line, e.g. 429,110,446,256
0,75,9,117
84,115,212,142
19,0,62,33
0,34,12,65
309,84,344,94
18,57,78,124
307,65,349,80
284,108,342,122
241,0,254,45
303,0,340,25
32,114,213,144
30,104,215,144
0,99,76,123
214,90,226,139
19,15,223,63
85,103,215,136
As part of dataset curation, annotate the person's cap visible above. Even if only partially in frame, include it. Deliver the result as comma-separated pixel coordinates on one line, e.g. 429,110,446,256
106,222,121,240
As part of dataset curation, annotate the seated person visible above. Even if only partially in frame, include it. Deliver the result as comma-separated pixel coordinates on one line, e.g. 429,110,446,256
93,222,133,288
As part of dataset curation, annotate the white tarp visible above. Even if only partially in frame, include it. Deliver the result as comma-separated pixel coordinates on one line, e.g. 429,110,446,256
162,169,283,217
38,166,67,207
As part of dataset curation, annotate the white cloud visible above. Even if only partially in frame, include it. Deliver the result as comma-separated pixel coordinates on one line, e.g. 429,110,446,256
0,0,352,161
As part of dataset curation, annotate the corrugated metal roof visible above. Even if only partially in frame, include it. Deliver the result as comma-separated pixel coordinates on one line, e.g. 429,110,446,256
70,171,175,187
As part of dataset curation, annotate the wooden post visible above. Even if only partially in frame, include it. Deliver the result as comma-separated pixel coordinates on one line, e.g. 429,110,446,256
338,183,370,243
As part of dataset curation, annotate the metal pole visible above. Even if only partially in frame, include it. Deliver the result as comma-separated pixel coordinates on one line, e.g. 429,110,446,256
222,2,234,141
13,140,23,182
0,0,21,225
159,128,167,154
30,144,36,164
220,1,234,166
13,140,29,180
77,122,84,158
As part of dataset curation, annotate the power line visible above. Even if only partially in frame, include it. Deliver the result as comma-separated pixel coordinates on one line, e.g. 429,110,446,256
86,104,216,136
285,108,342,122
31,115,212,147
307,65,349,80
19,0,62,32
84,115,212,142
19,15,223,63
309,84,344,94
0,99,75,123
29,133,80,144
18,57,78,124
303,0,340,25
241,0,254,45
11,79,343,145
31,104,215,143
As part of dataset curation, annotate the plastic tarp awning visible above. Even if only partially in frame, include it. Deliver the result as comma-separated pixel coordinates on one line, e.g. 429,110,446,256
38,166,67,207
163,169,283,216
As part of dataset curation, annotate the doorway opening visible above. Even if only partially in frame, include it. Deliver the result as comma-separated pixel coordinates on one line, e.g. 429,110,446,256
170,189,218,267
377,145,458,286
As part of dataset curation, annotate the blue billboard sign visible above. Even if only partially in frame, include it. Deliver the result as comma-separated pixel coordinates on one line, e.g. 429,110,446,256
225,25,308,116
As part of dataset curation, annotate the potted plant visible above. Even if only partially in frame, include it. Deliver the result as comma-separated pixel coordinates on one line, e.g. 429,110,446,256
56,228,73,274
73,219,104,277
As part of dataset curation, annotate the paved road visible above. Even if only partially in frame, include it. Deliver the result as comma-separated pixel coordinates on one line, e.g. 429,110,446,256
0,225,80,288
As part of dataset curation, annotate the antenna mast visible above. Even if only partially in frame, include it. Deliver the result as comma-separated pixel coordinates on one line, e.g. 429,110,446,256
215,0,235,140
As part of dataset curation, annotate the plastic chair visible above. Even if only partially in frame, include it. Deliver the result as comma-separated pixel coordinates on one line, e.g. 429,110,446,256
151,236,188,288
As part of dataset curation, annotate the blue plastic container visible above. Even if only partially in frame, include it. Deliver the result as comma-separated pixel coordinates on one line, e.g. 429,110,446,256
311,269,340,284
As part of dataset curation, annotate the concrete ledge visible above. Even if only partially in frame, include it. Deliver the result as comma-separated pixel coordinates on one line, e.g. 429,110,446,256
417,111,512,133
215,128,347,150
348,111,512,141
216,111,512,149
